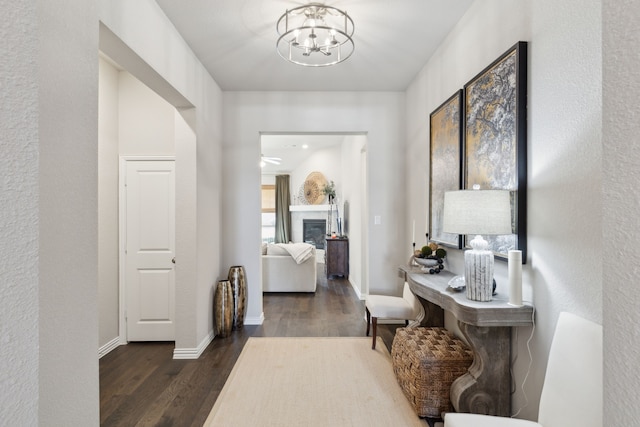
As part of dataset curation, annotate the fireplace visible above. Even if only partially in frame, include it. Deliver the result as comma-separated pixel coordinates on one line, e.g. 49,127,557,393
303,219,326,249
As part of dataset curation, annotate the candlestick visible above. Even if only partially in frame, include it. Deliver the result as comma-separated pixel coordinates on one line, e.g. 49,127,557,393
508,250,523,307
412,219,415,244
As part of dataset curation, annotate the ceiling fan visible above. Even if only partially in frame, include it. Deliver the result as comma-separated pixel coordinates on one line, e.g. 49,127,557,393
261,154,282,165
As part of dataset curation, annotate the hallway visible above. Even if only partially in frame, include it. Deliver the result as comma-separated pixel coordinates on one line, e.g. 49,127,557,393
100,272,400,426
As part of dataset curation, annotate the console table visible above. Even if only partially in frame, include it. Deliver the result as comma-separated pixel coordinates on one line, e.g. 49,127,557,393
325,238,349,279
398,266,533,417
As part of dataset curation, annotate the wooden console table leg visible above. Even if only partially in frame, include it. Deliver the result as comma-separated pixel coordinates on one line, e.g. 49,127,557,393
415,295,444,327
450,322,511,416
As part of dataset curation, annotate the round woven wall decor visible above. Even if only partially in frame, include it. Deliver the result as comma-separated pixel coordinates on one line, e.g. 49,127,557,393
303,171,327,205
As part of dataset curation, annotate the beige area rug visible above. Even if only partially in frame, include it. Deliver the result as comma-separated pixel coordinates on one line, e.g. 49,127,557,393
203,337,428,427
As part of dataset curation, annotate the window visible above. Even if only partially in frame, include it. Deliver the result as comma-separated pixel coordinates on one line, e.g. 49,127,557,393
261,185,276,243
261,185,275,213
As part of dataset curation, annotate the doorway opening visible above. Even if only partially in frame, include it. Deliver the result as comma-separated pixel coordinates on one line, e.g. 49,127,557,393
98,48,196,356
260,132,368,297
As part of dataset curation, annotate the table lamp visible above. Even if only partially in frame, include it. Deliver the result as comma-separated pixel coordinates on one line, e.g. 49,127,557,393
442,188,512,301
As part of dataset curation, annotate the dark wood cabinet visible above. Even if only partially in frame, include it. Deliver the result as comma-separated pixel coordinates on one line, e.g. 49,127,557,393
325,238,349,279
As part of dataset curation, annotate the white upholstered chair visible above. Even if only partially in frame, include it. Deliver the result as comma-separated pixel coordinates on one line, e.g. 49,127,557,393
444,311,602,427
365,282,424,349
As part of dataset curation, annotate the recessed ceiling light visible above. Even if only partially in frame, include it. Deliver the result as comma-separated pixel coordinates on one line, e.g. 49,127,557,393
302,144,309,149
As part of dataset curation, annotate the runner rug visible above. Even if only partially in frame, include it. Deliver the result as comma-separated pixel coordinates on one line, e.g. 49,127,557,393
203,337,428,427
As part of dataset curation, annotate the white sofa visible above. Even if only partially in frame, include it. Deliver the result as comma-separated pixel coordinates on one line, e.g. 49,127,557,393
262,243,317,292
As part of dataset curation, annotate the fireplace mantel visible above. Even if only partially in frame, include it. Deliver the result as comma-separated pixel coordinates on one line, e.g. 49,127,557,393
289,205,332,212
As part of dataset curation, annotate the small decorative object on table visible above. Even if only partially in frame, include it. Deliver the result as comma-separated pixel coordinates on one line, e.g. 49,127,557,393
411,241,447,274
447,275,466,292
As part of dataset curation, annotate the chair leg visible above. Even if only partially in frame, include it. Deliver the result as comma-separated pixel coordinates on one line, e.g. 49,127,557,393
372,317,378,349
365,307,371,336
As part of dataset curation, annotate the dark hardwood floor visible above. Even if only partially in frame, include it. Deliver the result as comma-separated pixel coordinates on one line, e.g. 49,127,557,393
100,268,402,427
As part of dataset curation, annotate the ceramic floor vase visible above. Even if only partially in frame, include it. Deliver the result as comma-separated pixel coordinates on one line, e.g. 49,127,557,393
214,279,233,338
228,265,247,330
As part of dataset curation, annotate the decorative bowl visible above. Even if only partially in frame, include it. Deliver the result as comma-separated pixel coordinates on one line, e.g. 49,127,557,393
447,275,466,292
414,257,439,267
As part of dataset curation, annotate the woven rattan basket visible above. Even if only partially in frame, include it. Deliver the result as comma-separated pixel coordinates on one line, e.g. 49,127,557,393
391,327,473,418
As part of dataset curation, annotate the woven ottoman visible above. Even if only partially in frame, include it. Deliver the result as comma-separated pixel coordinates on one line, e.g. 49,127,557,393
391,327,473,418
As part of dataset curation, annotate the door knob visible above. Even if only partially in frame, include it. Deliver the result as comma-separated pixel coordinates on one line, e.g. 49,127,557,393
172,257,176,264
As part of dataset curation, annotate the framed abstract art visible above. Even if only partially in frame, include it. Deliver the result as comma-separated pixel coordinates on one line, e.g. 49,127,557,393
429,90,463,249
463,41,528,261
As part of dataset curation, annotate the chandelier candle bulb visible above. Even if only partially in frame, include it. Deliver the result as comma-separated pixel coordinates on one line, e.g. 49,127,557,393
508,250,523,307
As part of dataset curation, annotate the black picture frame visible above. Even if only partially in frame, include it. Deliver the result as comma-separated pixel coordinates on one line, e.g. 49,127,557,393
463,41,527,262
429,90,463,249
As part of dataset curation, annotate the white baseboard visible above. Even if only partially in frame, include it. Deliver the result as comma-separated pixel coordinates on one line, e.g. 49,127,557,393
173,330,215,360
349,280,365,300
244,312,265,325
172,314,264,360
98,336,122,359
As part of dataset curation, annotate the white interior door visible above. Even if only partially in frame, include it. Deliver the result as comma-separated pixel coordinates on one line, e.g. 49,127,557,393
124,159,176,341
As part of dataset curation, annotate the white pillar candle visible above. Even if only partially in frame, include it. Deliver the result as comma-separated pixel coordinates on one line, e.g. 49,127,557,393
508,250,523,307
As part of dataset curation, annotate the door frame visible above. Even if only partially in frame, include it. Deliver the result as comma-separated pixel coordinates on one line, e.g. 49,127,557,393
360,146,369,297
118,155,176,343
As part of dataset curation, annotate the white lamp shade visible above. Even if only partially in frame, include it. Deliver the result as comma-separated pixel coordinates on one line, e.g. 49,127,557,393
443,190,512,236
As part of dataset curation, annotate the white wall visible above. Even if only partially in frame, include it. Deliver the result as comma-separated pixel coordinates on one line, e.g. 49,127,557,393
99,0,223,353
603,0,640,423
289,145,343,244
39,0,100,424
98,56,120,349
290,145,343,206
341,135,368,296
3,2,100,424
118,72,175,154
223,92,405,323
405,0,602,420
1,2,40,424
261,175,276,186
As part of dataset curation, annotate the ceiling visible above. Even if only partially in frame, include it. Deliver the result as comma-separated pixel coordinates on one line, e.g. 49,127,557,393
260,134,348,174
155,0,474,91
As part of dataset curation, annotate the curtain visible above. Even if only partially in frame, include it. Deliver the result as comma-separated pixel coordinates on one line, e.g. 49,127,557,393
275,175,291,243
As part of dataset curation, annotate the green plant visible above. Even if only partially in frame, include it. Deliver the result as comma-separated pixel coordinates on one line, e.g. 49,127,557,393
322,180,336,201
421,245,432,257
435,248,447,259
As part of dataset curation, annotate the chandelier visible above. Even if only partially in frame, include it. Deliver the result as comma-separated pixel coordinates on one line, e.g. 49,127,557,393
276,4,355,67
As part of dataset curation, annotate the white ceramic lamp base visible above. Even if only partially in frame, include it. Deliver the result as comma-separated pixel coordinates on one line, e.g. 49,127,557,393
464,235,494,302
